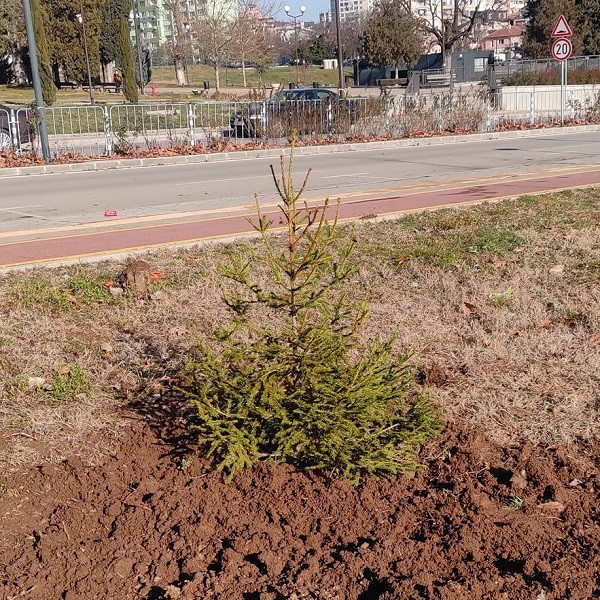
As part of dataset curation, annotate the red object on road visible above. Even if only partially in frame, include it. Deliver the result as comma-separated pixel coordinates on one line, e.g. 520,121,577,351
104,210,118,217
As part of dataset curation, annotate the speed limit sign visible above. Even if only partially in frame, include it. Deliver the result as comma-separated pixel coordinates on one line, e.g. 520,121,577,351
552,37,573,61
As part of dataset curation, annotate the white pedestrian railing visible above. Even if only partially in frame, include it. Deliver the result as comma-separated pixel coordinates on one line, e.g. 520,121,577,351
3,89,599,161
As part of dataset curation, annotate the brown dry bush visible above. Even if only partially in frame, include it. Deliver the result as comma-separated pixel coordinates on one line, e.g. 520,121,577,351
0,189,598,468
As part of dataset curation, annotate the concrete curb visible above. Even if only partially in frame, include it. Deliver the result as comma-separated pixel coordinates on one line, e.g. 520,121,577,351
2,124,599,178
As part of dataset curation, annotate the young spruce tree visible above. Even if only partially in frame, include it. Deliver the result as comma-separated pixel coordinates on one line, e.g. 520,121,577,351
184,139,441,484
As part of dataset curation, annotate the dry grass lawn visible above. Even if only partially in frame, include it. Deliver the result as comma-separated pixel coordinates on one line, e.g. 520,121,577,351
0,188,598,468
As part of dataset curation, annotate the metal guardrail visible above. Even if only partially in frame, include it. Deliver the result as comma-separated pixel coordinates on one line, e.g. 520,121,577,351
37,106,107,157
3,89,599,160
0,108,11,151
109,103,190,153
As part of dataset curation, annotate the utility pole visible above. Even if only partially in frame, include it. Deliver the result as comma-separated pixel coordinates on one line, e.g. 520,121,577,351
21,0,50,161
334,0,344,91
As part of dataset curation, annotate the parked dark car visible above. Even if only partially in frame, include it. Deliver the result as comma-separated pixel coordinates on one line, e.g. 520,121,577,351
230,88,359,138
0,103,36,151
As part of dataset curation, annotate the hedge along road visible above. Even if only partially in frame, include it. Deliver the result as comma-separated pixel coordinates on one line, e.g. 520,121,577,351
2,128,600,269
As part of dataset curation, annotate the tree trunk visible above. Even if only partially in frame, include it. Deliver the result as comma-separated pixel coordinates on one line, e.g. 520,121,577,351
10,43,28,86
174,58,188,86
214,63,221,92
242,59,247,87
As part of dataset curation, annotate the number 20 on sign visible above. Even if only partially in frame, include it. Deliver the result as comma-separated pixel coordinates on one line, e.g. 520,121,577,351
552,37,573,61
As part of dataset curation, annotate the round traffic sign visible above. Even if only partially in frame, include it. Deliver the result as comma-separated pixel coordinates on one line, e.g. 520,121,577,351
552,37,573,61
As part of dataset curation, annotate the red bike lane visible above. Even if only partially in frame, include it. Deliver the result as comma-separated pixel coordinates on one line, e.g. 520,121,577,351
2,167,600,269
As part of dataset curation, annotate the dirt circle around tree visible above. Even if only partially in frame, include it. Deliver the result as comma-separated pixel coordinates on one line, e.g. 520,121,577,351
1,411,598,600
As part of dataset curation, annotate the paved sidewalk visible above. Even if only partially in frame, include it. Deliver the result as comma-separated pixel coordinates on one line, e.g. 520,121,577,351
2,123,600,179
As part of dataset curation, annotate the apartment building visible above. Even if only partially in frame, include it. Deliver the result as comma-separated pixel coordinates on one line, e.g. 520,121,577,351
132,0,237,51
330,0,374,22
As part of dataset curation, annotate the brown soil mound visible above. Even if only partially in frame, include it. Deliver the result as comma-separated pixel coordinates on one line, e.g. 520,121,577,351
1,407,598,600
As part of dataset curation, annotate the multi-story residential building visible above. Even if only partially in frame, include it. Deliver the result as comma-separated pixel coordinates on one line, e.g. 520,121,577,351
131,0,237,52
133,0,170,50
330,0,374,22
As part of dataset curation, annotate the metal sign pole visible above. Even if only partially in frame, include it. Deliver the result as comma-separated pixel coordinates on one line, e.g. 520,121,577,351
560,60,565,126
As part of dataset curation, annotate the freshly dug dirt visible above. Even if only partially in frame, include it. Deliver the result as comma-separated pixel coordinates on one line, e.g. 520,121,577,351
1,408,598,600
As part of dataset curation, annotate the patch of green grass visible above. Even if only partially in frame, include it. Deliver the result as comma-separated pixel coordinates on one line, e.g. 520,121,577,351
466,228,525,254
487,288,514,308
399,240,463,267
67,273,113,303
12,278,74,311
150,64,350,89
50,364,91,403
1,377,28,397
9,272,115,311
393,227,524,268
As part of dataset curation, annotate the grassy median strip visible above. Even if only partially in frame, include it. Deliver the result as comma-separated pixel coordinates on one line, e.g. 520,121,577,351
0,186,598,470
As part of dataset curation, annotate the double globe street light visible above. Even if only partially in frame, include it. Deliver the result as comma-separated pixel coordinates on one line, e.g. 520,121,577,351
284,5,306,86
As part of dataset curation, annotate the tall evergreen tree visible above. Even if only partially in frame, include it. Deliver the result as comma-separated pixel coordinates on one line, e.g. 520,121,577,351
0,0,28,84
99,0,130,65
523,0,587,58
119,14,138,103
43,0,101,84
361,0,425,76
581,0,600,54
31,0,56,105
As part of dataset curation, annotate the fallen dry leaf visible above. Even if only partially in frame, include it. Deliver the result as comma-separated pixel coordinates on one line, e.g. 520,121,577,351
588,334,600,344
462,302,478,315
150,271,165,282
512,330,527,337
101,280,115,289
539,319,553,329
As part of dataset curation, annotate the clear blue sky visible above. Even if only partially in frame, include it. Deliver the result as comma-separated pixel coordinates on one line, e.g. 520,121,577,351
275,1,330,23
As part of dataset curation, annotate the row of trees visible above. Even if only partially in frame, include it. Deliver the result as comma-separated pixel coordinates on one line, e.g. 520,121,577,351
0,0,139,104
5,0,600,104
187,0,486,88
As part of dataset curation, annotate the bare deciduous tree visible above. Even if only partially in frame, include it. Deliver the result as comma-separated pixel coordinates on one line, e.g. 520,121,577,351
163,0,189,85
233,1,277,88
193,0,238,91
423,0,503,65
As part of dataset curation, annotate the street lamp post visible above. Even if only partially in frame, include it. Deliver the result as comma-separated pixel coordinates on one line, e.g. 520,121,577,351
284,5,305,86
132,0,145,95
183,22,191,84
76,3,94,105
333,0,344,91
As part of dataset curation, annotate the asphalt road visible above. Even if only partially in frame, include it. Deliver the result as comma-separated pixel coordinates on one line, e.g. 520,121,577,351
1,131,599,238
